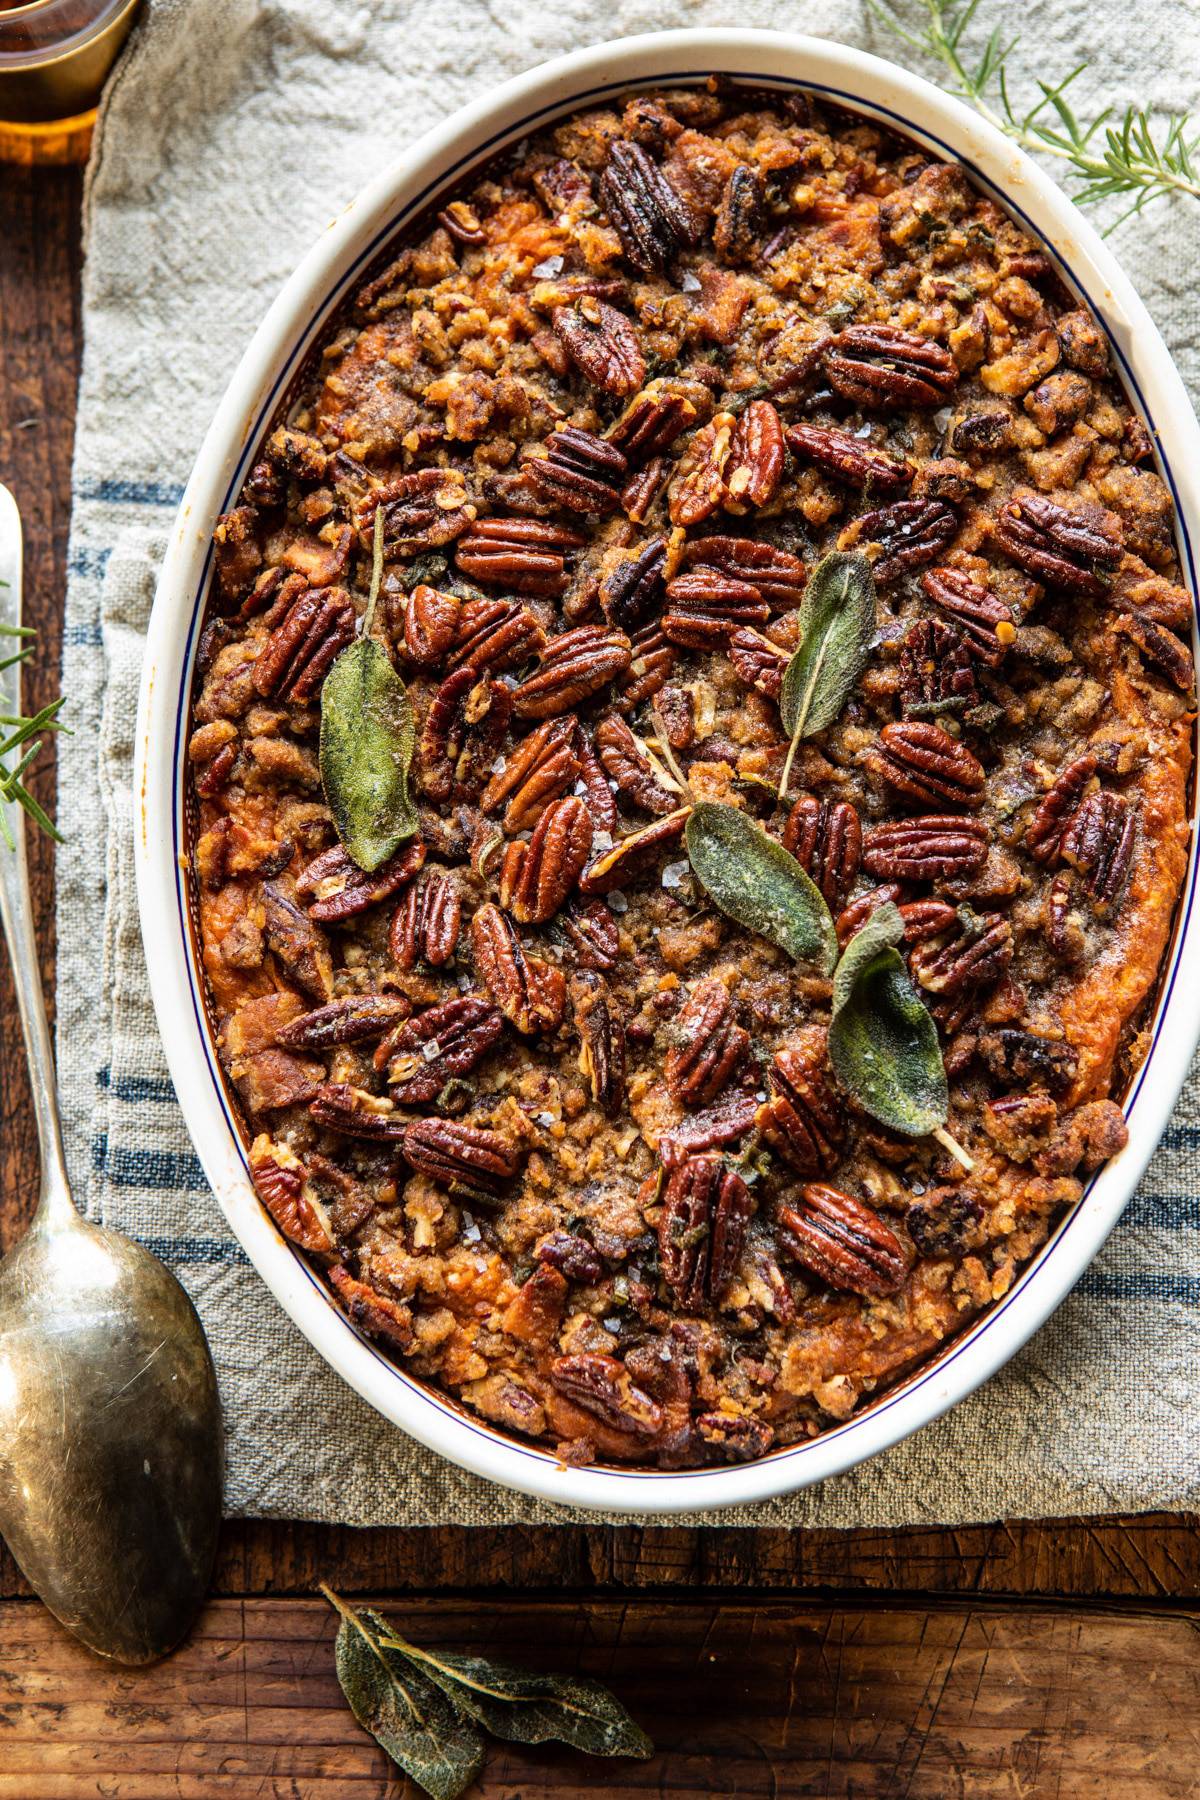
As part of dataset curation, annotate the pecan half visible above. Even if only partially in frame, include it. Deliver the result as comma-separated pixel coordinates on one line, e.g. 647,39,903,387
449,597,546,673
899,618,979,717
756,1030,844,1175
195,739,239,798
668,413,735,528
600,139,699,274
402,1116,519,1199
779,1183,910,1298
328,1266,413,1351
388,870,463,969
1061,789,1136,913
561,897,620,970
695,1411,775,1462
380,995,505,1102
261,882,334,999
722,400,785,510
578,807,690,894
978,1027,1078,1096
600,537,666,632
297,841,426,923
658,1091,759,1169
420,665,513,804
575,731,619,837
526,426,629,515
659,1154,753,1309
1025,754,1097,865
549,1351,664,1437
607,385,698,459
920,566,1015,666
993,495,1122,596
481,717,582,832
617,622,677,710
681,535,807,608
620,456,672,525
848,498,958,584
781,795,862,909
862,815,989,881
910,908,1014,998
253,587,355,702
836,887,958,947
662,566,770,647
595,713,680,814
571,970,627,1115
824,324,958,410
729,627,788,701
665,979,749,1106
472,902,566,1035
454,517,585,598
552,298,646,397
400,585,460,668
1118,612,1194,691
275,993,411,1052
867,720,986,810
310,1082,409,1140
437,199,485,244
358,468,474,558
511,625,633,719
713,163,765,263
785,423,914,492
499,795,594,924
538,1231,605,1285
249,1136,334,1254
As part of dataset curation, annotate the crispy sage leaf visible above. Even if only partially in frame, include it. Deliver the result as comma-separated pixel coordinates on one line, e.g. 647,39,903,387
383,1637,653,1759
685,801,837,975
779,550,876,795
328,1594,485,1800
320,506,419,872
828,900,948,1136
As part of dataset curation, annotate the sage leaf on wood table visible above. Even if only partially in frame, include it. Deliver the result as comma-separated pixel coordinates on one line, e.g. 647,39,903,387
319,504,419,872
323,1587,653,1798
380,1636,654,1759
327,1592,485,1800
827,900,948,1137
778,550,876,797
685,801,838,975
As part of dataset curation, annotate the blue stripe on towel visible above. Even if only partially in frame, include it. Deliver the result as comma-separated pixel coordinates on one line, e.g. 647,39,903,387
1077,1270,1200,1303
98,1065,179,1104
139,1235,251,1267
93,1133,207,1191
77,477,186,507
67,546,112,581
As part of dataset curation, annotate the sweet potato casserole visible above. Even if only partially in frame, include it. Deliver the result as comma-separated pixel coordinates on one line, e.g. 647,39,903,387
190,81,1195,1468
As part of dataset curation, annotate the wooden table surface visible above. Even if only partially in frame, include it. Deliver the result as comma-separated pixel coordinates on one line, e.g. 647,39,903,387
3,157,1200,1800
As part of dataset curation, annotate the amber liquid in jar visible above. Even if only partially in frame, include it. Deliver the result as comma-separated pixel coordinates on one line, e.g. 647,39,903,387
0,0,141,164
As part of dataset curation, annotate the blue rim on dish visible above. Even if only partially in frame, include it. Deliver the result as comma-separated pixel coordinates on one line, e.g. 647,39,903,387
164,65,1199,1487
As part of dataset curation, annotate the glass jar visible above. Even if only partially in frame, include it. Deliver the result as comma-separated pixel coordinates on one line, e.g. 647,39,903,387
0,0,142,164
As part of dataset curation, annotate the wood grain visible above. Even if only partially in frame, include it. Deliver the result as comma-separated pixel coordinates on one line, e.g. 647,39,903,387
3,1594,1200,1799
0,160,82,1252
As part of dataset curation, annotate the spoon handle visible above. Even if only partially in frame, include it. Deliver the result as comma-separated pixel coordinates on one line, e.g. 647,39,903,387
0,484,72,1216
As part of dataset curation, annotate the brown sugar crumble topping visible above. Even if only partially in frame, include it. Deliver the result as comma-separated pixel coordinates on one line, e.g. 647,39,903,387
190,81,1194,1468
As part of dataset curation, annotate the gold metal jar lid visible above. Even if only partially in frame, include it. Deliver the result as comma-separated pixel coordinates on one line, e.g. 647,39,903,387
0,0,141,127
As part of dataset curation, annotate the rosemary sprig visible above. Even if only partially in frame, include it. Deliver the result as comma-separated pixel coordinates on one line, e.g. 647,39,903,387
0,592,67,846
866,0,1200,227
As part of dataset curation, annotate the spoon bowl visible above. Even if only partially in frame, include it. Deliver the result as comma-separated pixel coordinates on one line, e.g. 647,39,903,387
0,480,222,1662
0,1203,222,1663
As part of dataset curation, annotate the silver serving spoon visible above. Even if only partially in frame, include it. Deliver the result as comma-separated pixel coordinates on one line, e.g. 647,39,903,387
0,483,222,1664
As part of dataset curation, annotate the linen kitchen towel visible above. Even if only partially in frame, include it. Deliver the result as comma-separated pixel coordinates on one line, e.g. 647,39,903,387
55,0,1200,1525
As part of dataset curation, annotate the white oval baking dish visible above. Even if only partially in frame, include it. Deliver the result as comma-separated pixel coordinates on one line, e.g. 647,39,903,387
134,28,1200,1514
